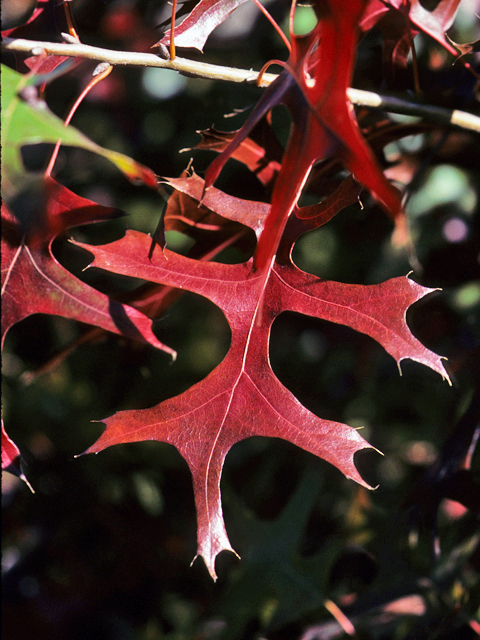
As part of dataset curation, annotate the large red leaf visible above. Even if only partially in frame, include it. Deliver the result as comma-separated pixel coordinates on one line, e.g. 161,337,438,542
1,177,175,358
75,179,448,580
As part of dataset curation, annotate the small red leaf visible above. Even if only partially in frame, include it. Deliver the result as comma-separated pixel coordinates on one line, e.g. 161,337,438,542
193,124,282,187
23,53,83,80
2,421,22,472
2,421,34,492
156,0,247,52
164,171,268,239
361,0,462,77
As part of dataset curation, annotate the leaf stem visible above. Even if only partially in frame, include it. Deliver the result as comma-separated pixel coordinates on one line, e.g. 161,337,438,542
44,63,113,178
250,0,291,52
170,0,177,61
3,37,480,133
323,599,356,637
63,1,80,41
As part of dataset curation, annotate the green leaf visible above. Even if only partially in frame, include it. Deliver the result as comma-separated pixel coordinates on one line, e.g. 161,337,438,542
214,463,341,636
1,64,157,200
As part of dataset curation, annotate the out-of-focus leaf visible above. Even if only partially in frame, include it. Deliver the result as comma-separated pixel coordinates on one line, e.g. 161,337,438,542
404,388,480,536
213,464,341,637
156,0,248,52
1,64,157,200
192,121,283,188
1,0,47,35
361,0,462,78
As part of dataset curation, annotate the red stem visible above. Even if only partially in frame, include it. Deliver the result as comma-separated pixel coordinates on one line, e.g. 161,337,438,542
170,0,177,60
44,64,113,178
250,0,291,52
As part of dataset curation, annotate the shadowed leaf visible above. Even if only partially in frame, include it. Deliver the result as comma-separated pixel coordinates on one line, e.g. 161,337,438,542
1,178,175,359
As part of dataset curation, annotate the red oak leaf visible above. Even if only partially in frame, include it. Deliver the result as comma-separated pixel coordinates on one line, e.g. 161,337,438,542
74,179,448,580
191,122,283,188
156,0,247,52
164,171,268,240
361,0,461,77
1,177,175,358
205,0,405,284
394,0,461,57
2,420,21,471
2,420,34,491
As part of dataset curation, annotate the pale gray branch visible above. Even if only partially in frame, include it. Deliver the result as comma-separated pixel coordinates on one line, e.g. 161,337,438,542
2,37,277,85
3,37,480,133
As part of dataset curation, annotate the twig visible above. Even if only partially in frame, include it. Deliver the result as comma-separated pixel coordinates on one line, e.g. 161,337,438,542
2,37,480,133
2,37,274,84
348,88,480,134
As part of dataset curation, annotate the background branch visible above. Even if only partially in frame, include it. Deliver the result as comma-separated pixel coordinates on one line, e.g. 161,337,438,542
3,36,480,133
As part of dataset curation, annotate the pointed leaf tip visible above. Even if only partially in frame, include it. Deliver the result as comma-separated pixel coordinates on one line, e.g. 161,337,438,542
2,422,35,492
192,546,240,582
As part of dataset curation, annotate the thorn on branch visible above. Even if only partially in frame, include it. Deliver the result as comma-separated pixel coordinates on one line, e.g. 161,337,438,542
61,32,80,44
30,46,46,57
157,43,170,60
93,62,111,77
